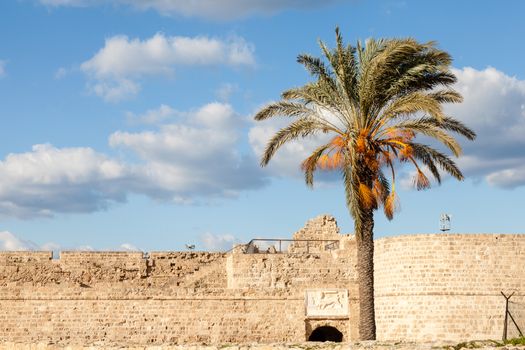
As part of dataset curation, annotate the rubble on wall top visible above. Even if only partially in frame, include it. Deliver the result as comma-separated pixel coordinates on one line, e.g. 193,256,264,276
293,214,341,241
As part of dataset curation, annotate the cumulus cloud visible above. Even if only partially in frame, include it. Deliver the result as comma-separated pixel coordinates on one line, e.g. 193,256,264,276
81,33,255,101
199,232,238,251
0,231,38,251
0,232,61,253
0,144,130,218
374,67,525,191
54,67,68,79
38,0,343,20
40,241,61,252
81,34,255,78
126,104,177,125
89,78,140,102
0,60,6,78
0,103,266,218
444,67,525,188
110,102,266,200
10,148,107,216
118,243,140,251
215,83,238,101
0,231,141,252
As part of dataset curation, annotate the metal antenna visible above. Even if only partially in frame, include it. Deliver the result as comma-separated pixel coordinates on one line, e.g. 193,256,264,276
439,213,451,232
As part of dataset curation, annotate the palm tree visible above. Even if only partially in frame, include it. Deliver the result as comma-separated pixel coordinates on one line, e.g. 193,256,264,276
254,28,476,340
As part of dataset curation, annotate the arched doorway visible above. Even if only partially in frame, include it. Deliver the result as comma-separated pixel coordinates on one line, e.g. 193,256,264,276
308,326,343,342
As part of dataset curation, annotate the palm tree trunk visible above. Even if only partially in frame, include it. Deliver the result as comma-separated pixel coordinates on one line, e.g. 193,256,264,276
357,208,376,340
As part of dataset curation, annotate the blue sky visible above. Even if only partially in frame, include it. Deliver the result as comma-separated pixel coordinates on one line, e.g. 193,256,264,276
1,0,525,252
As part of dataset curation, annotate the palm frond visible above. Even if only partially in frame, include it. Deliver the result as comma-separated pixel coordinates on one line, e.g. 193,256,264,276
410,142,464,180
413,169,431,190
374,170,391,204
428,89,463,104
387,120,463,156
281,83,348,123
414,116,476,140
383,191,398,220
379,91,447,124
301,144,332,187
254,101,314,121
261,118,323,166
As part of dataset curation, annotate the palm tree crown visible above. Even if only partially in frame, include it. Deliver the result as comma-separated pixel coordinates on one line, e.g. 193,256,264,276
254,28,475,234
254,28,475,340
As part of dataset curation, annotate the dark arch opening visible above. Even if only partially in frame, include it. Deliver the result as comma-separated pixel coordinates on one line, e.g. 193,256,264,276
308,326,343,342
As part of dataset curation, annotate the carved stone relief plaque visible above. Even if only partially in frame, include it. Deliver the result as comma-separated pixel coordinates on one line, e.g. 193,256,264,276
305,289,348,318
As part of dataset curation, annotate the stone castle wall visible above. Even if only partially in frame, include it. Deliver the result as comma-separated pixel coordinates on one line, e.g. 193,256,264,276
374,234,525,341
0,216,359,345
0,216,524,346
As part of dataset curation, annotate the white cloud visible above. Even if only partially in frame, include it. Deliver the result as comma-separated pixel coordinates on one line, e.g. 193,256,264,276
126,104,177,125
110,102,266,199
69,244,95,251
124,0,342,20
485,166,525,188
0,231,142,252
80,33,254,101
444,67,525,188
199,232,238,251
54,67,68,79
0,103,266,218
0,231,38,251
0,144,130,218
0,232,61,253
89,78,140,102
110,103,239,163
371,68,525,191
215,83,238,101
82,34,255,78
40,242,61,251
0,60,6,78
38,0,343,20
119,243,140,251
0,232,60,252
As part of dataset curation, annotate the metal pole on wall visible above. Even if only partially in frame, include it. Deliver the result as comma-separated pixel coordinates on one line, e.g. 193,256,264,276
502,291,512,341
501,291,523,341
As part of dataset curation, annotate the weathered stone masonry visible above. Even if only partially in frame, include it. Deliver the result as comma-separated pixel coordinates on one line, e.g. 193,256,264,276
0,215,524,345
375,233,525,341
